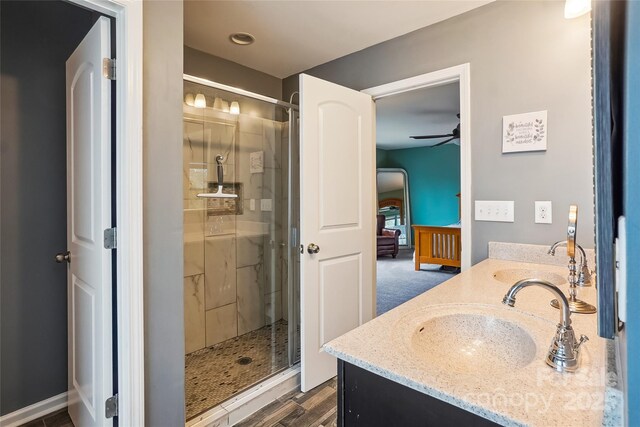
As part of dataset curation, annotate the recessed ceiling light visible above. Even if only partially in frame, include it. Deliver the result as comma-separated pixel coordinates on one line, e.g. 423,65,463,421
229,32,255,46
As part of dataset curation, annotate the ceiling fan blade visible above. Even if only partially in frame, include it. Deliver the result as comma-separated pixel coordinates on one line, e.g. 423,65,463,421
431,137,456,147
411,113,460,141
409,133,454,140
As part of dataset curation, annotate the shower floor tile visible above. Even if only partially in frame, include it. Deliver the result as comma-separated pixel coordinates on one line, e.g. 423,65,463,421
185,319,290,420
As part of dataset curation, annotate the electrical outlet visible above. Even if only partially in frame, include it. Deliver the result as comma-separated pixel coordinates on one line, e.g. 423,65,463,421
249,199,256,211
535,201,552,224
474,200,515,222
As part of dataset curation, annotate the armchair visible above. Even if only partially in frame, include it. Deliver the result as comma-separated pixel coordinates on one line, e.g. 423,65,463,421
377,214,401,258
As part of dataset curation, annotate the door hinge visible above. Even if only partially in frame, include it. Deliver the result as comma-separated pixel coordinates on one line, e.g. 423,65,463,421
104,227,117,250
105,394,118,418
103,58,116,80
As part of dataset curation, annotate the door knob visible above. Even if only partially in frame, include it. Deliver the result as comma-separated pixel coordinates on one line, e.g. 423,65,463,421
55,251,71,264
307,243,320,254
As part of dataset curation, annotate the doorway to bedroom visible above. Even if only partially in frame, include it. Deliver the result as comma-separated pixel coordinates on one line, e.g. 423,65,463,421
373,81,462,315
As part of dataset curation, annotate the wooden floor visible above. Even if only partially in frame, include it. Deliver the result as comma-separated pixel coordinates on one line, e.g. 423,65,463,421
20,378,336,427
236,377,338,427
19,409,73,427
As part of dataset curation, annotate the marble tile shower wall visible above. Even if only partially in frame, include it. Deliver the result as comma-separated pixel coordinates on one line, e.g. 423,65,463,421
183,107,287,354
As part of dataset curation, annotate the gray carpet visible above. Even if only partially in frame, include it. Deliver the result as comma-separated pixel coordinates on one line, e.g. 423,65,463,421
376,249,454,315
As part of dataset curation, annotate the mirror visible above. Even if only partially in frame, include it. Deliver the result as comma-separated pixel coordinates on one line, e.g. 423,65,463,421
593,0,624,338
376,168,411,246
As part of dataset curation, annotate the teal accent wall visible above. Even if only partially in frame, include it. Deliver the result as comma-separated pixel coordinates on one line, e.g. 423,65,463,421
379,145,460,228
376,148,388,168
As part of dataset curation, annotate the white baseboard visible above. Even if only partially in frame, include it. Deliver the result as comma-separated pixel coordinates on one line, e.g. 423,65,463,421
186,366,301,427
0,392,68,427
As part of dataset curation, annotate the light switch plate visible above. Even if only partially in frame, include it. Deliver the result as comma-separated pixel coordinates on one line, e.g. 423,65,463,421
475,200,515,222
249,199,255,211
535,201,552,224
261,199,272,212
617,216,627,322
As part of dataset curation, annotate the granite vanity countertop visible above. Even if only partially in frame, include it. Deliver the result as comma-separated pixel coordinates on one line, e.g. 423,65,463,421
323,258,609,427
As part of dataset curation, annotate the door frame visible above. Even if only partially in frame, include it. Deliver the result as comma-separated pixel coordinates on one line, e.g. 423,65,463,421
67,0,144,425
362,63,472,270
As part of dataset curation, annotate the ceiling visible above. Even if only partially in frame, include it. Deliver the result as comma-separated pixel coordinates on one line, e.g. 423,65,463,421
376,82,460,150
184,1,494,79
377,172,405,193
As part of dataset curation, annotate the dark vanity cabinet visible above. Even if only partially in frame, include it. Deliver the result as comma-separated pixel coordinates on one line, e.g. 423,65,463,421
337,360,500,427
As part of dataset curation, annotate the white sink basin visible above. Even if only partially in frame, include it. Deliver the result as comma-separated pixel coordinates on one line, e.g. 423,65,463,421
411,313,536,374
396,304,552,375
492,268,566,287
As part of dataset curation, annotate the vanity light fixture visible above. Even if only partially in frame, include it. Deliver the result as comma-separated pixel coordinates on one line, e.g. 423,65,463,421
230,32,255,46
230,101,240,115
564,0,591,19
213,97,223,110
184,93,195,107
194,93,207,108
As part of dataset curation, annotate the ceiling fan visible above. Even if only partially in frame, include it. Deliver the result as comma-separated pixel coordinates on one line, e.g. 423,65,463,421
409,113,460,147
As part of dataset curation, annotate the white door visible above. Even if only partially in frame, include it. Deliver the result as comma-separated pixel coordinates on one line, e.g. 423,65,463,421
300,74,376,391
66,17,113,427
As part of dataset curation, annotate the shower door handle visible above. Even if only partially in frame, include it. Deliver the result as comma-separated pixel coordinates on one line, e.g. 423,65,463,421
307,243,320,254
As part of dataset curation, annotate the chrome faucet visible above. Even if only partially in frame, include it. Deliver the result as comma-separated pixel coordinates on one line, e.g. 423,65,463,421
502,279,589,372
548,240,592,286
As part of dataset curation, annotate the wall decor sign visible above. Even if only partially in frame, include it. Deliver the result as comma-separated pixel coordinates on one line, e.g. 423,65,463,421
250,150,264,173
502,110,547,153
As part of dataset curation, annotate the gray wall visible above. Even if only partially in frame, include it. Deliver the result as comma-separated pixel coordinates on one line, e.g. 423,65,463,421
0,1,98,415
284,1,594,264
185,46,282,99
143,1,185,425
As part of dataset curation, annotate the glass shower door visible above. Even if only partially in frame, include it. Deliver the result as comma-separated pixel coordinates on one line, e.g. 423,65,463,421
183,79,300,420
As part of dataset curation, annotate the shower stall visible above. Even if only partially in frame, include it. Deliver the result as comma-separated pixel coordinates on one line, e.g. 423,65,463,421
182,76,300,420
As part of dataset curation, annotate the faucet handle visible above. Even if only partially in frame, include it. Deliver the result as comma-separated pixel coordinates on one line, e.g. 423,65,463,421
575,334,589,351
578,264,593,286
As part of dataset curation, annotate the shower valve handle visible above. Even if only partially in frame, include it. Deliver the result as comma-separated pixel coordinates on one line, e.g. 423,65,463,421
307,243,320,254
